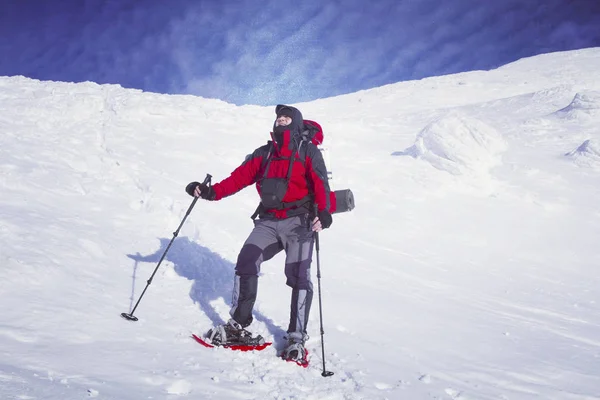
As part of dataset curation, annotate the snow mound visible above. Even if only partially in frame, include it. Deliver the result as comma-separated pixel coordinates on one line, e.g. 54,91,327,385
565,139,600,167
555,91,600,120
401,112,507,175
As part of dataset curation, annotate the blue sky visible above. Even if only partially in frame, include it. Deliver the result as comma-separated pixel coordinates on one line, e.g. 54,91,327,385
1,0,599,106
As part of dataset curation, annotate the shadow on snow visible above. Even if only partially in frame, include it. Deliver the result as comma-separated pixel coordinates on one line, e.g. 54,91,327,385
126,237,286,344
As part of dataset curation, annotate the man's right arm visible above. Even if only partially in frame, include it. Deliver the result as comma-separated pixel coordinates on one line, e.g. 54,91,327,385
211,146,266,200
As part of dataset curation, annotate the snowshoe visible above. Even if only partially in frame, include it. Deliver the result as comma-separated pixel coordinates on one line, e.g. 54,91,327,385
281,333,309,367
206,319,265,347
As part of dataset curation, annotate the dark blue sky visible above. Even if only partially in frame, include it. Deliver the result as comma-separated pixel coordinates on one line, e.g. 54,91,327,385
1,0,599,105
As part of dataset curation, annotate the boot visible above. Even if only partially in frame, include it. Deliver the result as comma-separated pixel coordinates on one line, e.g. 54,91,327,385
206,319,265,346
281,332,309,366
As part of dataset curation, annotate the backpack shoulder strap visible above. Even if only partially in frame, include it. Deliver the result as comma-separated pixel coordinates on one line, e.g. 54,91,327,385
259,142,274,179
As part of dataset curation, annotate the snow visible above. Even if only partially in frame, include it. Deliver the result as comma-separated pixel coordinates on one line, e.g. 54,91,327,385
557,91,600,121
398,111,507,177
2,48,600,399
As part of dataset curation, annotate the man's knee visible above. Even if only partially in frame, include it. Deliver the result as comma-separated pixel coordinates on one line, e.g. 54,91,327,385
235,244,262,275
285,260,313,290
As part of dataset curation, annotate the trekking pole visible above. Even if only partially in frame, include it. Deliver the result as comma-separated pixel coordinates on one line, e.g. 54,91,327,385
314,209,334,377
121,173,212,322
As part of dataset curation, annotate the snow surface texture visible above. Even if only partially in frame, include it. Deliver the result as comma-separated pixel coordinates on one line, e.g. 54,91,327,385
1,48,600,399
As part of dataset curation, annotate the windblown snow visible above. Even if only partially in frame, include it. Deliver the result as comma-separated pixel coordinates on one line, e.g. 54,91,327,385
400,112,507,176
556,90,600,120
2,48,600,400
566,139,600,168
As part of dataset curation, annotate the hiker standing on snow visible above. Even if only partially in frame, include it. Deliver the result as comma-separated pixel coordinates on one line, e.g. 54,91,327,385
186,104,333,364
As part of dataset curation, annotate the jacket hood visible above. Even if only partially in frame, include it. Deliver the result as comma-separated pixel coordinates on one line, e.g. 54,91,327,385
273,104,304,136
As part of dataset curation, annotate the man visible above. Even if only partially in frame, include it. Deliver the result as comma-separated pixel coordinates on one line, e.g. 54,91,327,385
186,104,332,363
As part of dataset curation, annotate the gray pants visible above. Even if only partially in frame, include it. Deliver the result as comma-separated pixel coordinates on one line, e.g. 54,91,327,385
230,215,314,336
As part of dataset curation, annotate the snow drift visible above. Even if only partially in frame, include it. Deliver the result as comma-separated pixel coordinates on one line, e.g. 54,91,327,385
565,139,600,168
555,90,600,121
399,112,507,176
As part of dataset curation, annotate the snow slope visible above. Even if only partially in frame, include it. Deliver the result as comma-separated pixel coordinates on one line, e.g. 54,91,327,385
1,48,600,399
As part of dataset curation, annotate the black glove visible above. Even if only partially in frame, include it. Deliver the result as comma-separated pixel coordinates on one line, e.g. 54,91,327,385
318,209,333,229
185,181,216,200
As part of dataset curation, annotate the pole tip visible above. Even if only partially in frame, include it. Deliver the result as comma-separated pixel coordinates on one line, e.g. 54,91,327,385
322,371,334,377
121,312,138,321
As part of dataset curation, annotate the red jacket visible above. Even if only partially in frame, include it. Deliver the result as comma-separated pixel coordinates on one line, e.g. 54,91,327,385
212,129,331,219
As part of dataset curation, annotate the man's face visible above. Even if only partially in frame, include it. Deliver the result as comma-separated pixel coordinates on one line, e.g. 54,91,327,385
275,115,292,127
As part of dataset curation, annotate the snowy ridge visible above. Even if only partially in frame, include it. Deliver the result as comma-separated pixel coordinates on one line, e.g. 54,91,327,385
1,48,600,399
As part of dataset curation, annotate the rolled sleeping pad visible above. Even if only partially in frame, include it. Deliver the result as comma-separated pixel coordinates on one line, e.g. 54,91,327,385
329,189,355,214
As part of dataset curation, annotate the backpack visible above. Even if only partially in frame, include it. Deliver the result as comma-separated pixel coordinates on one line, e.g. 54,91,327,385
299,120,354,215
302,120,324,146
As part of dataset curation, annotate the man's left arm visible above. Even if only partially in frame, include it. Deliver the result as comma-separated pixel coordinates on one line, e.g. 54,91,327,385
306,145,333,229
